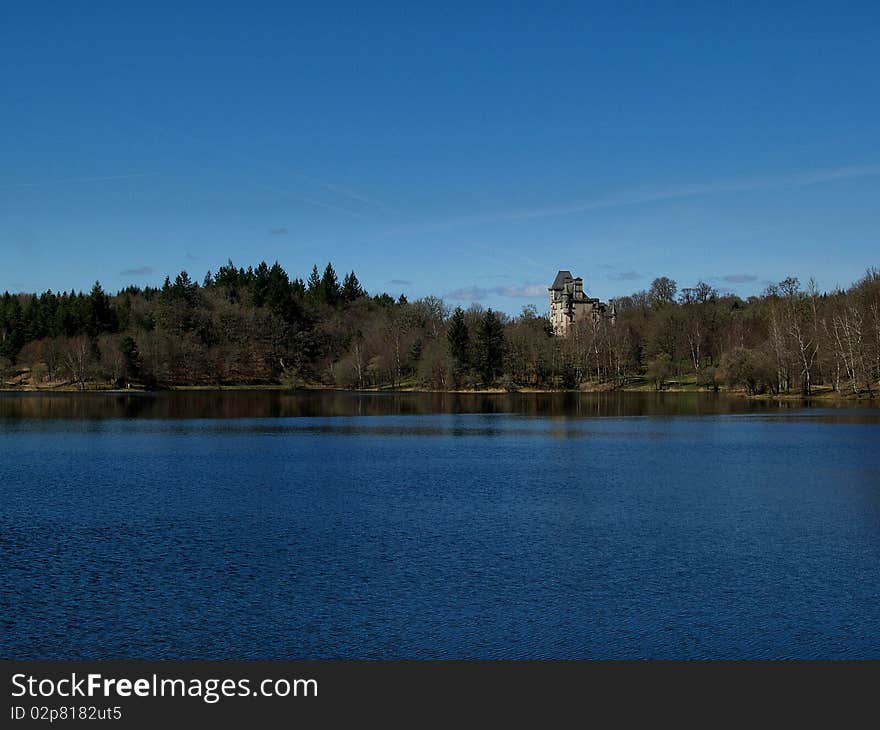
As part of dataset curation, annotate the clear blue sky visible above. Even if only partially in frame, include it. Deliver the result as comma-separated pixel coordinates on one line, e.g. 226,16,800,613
2,1,878,313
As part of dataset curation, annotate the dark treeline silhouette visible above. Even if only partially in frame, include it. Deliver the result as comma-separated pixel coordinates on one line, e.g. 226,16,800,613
1,261,878,395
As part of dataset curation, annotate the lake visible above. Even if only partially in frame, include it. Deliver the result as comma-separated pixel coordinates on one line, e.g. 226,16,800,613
1,391,879,659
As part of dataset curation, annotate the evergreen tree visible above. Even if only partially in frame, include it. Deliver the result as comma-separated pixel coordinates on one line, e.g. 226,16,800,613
373,293,395,307
0,296,24,359
119,335,141,378
172,271,199,305
475,308,505,385
265,262,292,313
214,260,240,287
252,261,272,307
447,307,470,383
213,259,241,302
291,277,307,299
320,262,340,305
307,265,322,300
341,271,364,302
88,282,117,336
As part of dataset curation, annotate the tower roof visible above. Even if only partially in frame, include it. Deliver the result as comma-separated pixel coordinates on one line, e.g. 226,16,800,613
550,270,573,290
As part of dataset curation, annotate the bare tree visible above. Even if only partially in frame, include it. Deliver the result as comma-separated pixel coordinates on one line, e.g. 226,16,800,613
64,336,94,390
683,306,703,373
98,334,127,386
778,278,820,395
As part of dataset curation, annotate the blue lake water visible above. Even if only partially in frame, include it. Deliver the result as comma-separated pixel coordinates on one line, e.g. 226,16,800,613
1,392,879,659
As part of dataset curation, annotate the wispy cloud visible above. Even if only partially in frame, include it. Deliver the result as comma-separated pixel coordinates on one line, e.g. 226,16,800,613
445,286,489,301
719,273,758,283
250,182,366,218
120,114,391,217
387,278,413,286
608,270,643,281
483,164,880,223
496,284,547,297
445,282,547,301
1,173,156,190
379,163,880,237
269,227,288,235
324,183,395,213
120,265,154,276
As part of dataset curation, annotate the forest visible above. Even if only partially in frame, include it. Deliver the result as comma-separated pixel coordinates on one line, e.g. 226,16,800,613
1,260,879,396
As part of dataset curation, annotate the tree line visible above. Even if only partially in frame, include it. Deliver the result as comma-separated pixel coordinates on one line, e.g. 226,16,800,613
1,260,878,395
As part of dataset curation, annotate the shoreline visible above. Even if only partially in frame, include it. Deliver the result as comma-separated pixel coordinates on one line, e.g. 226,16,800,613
1,383,876,402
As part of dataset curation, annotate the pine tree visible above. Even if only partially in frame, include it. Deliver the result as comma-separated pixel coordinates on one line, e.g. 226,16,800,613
214,259,240,302
447,307,470,384
172,271,199,305
0,296,24,359
341,271,364,302
119,335,141,377
476,308,505,385
321,263,340,305
88,281,117,336
307,265,322,300
265,262,292,315
252,261,271,307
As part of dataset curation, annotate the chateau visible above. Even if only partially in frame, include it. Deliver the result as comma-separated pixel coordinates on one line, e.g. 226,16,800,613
549,270,613,336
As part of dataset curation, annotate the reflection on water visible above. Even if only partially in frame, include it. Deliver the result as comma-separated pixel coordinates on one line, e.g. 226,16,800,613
0,389,873,420
2,392,879,660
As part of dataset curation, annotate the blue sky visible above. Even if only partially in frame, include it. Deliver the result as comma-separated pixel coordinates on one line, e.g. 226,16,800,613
2,1,878,313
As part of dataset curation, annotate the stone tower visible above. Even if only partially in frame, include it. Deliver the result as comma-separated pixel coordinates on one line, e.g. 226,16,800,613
548,270,612,336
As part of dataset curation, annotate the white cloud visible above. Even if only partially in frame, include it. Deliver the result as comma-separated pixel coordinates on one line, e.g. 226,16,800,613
445,282,546,301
